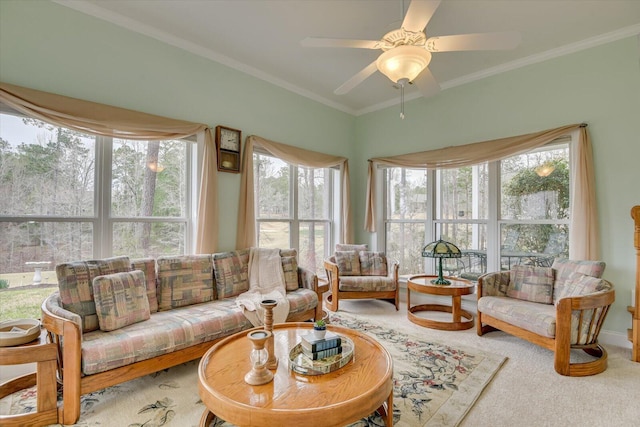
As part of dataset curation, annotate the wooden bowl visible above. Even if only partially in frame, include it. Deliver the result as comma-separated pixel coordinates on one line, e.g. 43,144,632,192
0,319,41,347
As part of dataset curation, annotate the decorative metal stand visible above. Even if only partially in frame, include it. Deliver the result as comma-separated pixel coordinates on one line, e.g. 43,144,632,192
244,330,273,385
260,299,278,369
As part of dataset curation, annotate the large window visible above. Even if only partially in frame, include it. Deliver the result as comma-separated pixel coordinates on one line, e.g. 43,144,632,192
254,152,337,274
0,110,196,284
383,143,570,276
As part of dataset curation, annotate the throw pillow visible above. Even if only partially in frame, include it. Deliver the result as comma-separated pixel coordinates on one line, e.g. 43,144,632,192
281,255,299,291
359,251,388,276
507,265,554,304
57,255,132,332
92,270,150,332
335,243,368,253
157,255,215,310
335,251,361,276
554,271,608,303
212,249,250,299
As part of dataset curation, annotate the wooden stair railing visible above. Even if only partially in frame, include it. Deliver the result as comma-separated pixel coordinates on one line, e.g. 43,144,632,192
630,205,639,363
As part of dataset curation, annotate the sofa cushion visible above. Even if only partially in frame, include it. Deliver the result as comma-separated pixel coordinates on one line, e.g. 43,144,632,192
555,271,609,302
336,243,368,253
359,251,388,276
131,258,158,313
213,249,250,299
57,256,132,332
80,300,252,375
338,276,397,292
93,270,150,332
478,296,557,338
281,255,299,291
551,259,606,303
335,251,361,276
507,265,554,304
286,288,319,316
157,255,215,311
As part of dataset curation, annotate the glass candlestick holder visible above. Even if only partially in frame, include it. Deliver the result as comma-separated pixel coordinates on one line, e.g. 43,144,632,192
244,330,274,386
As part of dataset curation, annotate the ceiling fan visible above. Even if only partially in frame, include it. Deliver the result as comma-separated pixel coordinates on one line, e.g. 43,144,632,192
301,0,521,105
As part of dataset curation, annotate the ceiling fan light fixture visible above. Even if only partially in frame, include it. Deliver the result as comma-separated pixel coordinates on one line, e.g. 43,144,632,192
376,45,432,84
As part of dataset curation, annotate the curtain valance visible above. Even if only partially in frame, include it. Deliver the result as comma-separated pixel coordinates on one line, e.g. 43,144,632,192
365,124,599,260
236,135,353,248
0,82,219,253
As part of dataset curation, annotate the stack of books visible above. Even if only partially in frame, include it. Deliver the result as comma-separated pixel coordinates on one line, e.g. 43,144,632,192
299,331,342,360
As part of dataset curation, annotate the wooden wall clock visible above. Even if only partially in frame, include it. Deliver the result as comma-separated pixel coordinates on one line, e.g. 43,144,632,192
215,125,242,173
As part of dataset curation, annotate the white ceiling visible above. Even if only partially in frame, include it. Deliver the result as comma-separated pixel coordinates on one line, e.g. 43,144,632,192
55,0,640,115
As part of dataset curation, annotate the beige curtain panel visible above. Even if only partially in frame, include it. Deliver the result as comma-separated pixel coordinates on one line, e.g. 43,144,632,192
365,124,599,260
237,135,353,249
0,82,219,253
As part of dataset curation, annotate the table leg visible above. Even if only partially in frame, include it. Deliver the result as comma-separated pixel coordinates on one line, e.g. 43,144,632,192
199,409,215,427
452,295,462,323
406,287,411,311
385,388,394,426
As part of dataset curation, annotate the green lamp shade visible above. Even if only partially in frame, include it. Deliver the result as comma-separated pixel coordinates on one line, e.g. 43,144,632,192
422,239,462,285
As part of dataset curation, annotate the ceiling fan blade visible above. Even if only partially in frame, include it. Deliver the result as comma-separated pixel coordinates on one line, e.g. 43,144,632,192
413,68,440,98
402,0,442,33
301,37,379,49
426,32,522,52
334,61,379,95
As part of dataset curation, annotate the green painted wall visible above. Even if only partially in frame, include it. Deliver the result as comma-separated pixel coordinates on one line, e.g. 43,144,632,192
354,36,640,336
0,0,355,251
2,0,639,336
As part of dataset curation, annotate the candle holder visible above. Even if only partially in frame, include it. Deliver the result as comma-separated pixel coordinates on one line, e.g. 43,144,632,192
260,299,278,369
244,330,274,386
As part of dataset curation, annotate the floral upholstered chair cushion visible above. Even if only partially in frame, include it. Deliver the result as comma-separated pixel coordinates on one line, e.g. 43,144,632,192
507,265,555,304
92,270,150,332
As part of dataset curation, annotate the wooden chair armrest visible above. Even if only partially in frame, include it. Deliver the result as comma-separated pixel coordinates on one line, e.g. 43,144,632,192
323,259,340,294
297,266,319,293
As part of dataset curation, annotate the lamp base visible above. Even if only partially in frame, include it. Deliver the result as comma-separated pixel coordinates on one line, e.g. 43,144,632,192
431,277,451,286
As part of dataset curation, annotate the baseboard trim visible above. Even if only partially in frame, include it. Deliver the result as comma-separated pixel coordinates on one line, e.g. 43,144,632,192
598,330,632,349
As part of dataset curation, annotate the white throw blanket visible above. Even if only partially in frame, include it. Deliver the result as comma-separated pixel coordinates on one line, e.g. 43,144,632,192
236,248,290,327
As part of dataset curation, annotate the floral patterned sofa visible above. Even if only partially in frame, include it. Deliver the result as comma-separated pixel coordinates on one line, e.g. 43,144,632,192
477,259,614,376
41,249,320,425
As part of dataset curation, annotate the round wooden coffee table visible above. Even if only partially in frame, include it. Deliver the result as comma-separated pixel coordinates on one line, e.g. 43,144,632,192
407,275,475,331
198,323,394,427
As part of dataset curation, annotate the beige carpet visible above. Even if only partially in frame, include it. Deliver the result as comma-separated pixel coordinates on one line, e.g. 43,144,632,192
335,298,640,427
3,298,639,426
2,307,505,427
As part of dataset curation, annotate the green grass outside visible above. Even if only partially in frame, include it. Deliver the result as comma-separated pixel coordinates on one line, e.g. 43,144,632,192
0,286,57,320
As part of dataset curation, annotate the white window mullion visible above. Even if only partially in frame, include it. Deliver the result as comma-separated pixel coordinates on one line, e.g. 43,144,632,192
95,136,113,258
290,165,299,249
487,161,500,272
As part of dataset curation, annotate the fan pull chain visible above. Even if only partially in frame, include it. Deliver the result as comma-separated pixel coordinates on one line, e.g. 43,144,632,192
400,83,405,119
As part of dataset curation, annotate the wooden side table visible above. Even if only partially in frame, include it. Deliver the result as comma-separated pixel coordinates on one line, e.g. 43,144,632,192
0,329,58,426
407,275,475,331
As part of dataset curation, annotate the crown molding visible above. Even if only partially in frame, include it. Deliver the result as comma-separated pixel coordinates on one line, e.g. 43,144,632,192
52,0,357,116
53,1,639,118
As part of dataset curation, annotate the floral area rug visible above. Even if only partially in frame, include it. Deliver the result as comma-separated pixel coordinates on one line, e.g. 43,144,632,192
1,314,505,427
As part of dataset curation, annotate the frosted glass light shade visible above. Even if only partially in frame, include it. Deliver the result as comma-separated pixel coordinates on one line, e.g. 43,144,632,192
376,45,432,83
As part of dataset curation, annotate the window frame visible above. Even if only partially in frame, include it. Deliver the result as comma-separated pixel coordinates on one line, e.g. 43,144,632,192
0,107,199,268
253,150,339,272
379,140,571,275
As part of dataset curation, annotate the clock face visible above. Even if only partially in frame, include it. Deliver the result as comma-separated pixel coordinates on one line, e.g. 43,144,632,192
220,129,240,151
